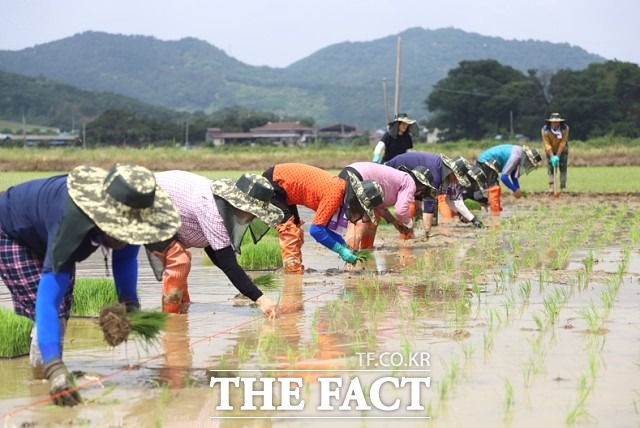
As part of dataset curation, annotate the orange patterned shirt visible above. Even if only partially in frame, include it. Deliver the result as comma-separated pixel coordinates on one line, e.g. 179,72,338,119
272,163,346,226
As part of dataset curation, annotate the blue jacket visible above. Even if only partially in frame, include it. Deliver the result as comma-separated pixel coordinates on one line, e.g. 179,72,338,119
385,152,443,214
0,175,139,363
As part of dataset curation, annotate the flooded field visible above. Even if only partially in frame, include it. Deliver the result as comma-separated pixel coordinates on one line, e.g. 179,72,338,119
1,193,639,427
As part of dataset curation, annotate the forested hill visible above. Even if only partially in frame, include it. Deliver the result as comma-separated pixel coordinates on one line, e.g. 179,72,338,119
0,28,605,129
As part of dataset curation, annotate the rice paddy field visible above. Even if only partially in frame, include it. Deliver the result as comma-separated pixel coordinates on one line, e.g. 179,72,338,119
0,188,638,427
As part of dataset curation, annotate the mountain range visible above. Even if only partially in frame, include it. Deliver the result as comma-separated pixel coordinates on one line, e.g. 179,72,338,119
0,27,605,130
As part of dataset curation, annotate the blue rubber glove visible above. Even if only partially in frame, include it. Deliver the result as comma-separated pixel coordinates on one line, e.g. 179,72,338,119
550,155,560,167
331,242,357,264
372,153,381,163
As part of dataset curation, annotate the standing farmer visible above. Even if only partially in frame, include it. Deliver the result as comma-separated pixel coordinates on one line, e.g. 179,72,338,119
541,113,570,194
0,164,181,406
372,113,419,163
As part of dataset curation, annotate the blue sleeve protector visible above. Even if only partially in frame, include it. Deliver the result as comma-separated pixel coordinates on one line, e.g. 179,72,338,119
35,271,71,363
310,224,346,250
112,245,140,305
500,173,519,192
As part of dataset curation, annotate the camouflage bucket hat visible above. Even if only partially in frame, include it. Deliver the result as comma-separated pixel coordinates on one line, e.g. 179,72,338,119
481,159,501,176
67,163,181,245
522,146,543,169
210,173,284,228
398,165,437,199
344,170,384,226
440,154,471,188
468,165,487,188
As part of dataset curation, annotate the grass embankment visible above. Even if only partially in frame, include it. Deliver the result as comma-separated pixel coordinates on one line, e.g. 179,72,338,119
1,138,639,192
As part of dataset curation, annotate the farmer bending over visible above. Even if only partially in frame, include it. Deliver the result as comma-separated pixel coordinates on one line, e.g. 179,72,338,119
0,164,181,407
262,163,384,273
147,171,284,316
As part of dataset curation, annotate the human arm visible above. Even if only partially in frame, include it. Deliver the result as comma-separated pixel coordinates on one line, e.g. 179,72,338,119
35,271,82,406
204,246,277,317
309,224,356,263
372,141,385,163
112,244,140,311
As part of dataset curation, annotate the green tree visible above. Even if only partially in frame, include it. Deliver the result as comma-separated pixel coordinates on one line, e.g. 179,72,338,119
425,60,529,140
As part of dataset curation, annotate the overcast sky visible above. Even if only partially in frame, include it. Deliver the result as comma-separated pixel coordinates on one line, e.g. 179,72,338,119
1,0,637,67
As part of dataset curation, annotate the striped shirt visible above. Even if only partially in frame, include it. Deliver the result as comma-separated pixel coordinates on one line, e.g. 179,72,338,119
155,171,231,250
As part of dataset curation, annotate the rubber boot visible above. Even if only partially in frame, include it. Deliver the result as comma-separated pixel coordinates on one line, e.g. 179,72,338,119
276,217,305,274
345,220,378,250
488,184,503,215
548,174,555,193
399,201,415,240
437,195,454,222
560,172,567,190
158,240,192,313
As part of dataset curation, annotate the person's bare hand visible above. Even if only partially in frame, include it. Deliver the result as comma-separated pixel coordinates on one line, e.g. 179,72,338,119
513,189,522,199
256,295,279,319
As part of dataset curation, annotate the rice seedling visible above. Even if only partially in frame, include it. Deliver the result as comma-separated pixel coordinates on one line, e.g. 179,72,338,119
0,309,33,357
238,240,282,269
503,379,514,423
565,374,594,424
578,301,602,335
354,249,372,263
71,278,118,317
251,273,276,288
99,304,169,347
518,279,532,304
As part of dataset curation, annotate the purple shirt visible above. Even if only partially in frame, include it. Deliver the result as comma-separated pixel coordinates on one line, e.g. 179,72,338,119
155,171,232,251
347,162,416,225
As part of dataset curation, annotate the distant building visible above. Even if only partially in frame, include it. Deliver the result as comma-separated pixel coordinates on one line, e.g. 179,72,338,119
249,121,315,146
205,128,256,147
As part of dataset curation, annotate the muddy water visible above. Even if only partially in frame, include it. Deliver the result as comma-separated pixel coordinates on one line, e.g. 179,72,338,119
1,197,639,427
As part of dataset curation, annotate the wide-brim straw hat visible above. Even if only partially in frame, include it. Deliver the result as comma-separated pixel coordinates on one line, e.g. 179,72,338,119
440,154,471,188
67,163,181,245
545,113,565,122
388,112,417,127
344,170,384,226
210,173,284,228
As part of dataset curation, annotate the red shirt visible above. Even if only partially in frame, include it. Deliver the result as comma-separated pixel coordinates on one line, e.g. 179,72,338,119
272,163,346,226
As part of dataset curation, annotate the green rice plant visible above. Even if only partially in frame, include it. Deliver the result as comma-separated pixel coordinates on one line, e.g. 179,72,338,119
0,309,33,357
503,379,514,423
251,273,276,288
483,332,494,359
518,279,532,304
565,374,594,424
237,239,282,269
127,311,170,343
354,249,372,263
71,278,118,317
578,301,602,335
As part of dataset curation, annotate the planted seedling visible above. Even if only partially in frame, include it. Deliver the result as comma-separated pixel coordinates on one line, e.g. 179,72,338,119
99,304,168,347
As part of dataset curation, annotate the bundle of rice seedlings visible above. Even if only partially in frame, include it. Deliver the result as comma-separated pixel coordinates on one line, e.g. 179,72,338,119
71,278,118,317
99,304,168,347
354,249,372,263
252,273,276,288
0,309,33,358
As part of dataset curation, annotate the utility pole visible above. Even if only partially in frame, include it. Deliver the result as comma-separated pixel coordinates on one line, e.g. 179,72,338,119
184,121,190,149
394,37,402,117
382,78,390,124
22,112,26,148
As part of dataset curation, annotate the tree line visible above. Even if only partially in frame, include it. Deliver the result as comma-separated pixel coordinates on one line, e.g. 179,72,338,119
425,59,639,141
